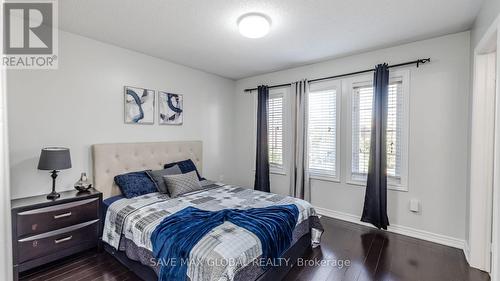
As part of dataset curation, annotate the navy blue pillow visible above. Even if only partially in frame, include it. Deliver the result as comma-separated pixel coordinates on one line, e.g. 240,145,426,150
114,171,157,198
164,159,204,181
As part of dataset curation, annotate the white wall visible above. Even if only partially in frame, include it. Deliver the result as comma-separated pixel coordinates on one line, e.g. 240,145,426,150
1,63,12,281
231,32,471,241
1,2,13,279
471,0,500,47
7,30,236,199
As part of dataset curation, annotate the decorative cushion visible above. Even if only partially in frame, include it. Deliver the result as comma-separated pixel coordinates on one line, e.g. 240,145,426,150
114,171,157,198
146,165,182,194
164,159,204,180
163,171,202,198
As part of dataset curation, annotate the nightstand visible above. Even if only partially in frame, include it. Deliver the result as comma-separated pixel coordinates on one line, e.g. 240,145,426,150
11,188,102,281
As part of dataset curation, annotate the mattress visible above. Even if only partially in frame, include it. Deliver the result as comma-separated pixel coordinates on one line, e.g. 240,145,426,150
102,182,323,281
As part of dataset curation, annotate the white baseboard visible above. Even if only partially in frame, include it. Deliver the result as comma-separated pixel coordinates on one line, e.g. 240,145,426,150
463,241,471,264
314,206,466,250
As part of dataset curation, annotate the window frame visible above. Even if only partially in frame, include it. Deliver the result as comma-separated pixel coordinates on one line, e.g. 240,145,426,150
345,70,410,191
307,79,341,183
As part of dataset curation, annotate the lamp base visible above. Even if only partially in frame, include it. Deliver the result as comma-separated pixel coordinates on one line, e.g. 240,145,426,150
47,170,60,200
47,191,60,200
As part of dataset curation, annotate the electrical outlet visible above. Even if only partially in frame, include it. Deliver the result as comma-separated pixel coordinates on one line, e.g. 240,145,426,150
410,199,420,213
218,175,225,182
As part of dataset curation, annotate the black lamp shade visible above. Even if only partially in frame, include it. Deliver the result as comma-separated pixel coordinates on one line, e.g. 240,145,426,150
37,147,72,170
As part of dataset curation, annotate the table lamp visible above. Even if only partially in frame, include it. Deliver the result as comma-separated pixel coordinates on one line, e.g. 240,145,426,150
37,147,72,199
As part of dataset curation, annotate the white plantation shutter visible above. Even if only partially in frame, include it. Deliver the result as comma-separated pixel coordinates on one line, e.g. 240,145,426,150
308,89,337,177
351,81,403,181
268,95,283,168
387,82,403,178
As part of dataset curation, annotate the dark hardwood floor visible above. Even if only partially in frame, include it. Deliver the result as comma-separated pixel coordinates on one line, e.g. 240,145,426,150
19,216,490,281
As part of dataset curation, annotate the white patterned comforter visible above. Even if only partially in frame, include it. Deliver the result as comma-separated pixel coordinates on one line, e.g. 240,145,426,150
102,183,323,281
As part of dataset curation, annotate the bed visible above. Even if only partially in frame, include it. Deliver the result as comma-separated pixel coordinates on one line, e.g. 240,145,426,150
92,141,323,281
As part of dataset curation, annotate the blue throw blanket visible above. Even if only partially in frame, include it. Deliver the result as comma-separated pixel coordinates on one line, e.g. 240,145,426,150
151,204,299,281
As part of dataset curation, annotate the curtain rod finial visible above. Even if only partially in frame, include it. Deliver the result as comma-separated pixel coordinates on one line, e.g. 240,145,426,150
416,58,431,68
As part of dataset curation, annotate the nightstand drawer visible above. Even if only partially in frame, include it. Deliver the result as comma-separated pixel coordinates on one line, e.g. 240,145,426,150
16,198,99,237
17,220,99,263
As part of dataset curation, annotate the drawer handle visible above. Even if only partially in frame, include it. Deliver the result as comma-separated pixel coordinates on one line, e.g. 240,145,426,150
54,236,72,244
53,212,72,219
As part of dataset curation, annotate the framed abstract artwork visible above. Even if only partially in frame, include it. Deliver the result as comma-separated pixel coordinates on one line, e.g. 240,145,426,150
124,86,155,124
158,91,183,125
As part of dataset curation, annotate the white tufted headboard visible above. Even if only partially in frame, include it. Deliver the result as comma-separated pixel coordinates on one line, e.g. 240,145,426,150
92,141,202,198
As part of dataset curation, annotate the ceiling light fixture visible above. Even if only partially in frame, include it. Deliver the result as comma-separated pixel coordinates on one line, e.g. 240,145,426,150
237,13,271,39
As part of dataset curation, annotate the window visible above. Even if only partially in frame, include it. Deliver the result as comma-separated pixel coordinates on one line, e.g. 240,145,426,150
348,71,409,189
268,93,284,168
308,84,339,179
351,84,373,180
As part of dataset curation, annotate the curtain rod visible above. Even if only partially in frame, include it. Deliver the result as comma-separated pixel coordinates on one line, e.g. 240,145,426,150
243,58,431,92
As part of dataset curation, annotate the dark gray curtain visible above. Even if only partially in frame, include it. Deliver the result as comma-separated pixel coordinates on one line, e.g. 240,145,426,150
254,85,270,192
289,80,310,201
361,64,390,230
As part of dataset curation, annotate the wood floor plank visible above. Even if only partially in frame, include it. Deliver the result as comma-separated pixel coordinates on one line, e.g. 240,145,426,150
21,252,98,280
341,231,375,281
89,266,128,281
292,249,335,281
19,217,490,281
62,258,118,281
20,252,90,279
26,254,100,281
94,269,138,281
356,233,386,281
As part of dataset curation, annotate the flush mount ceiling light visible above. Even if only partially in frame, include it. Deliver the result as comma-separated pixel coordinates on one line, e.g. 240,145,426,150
237,13,271,39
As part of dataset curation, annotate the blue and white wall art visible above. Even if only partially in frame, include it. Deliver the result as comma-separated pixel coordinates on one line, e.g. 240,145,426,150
158,91,183,125
124,86,155,124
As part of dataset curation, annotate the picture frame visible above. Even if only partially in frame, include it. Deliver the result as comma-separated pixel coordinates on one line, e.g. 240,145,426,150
158,91,183,125
124,86,155,124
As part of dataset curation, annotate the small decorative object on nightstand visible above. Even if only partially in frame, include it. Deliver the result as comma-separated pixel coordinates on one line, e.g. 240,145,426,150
37,147,72,200
74,172,92,192
11,189,102,281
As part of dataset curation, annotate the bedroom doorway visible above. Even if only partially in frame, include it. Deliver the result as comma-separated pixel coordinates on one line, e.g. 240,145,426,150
470,15,499,281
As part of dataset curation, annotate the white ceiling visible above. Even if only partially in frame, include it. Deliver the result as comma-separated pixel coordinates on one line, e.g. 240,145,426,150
59,0,483,80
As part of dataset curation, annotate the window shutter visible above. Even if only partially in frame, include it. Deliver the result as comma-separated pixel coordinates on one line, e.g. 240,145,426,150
351,86,373,179
387,81,403,179
308,89,337,177
351,82,403,180
268,95,283,167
